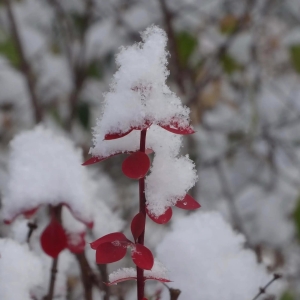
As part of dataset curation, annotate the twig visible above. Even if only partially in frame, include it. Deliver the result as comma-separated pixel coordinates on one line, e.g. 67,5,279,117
26,221,37,243
75,252,103,300
162,283,181,300
45,257,59,300
251,273,282,300
4,0,43,123
64,0,94,131
97,264,110,300
159,0,186,94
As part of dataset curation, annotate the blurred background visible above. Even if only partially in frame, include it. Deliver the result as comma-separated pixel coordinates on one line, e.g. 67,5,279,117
1,0,300,299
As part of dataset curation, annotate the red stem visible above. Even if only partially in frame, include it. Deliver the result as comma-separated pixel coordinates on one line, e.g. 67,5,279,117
137,129,147,300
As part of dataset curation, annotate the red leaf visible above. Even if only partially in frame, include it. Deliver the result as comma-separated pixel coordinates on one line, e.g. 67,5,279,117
105,274,172,286
122,152,150,179
175,194,201,210
90,232,130,250
105,276,137,286
146,207,173,224
105,129,133,140
96,241,127,264
131,244,154,270
160,119,195,135
145,276,172,283
82,150,134,166
131,213,145,241
67,232,86,254
23,207,39,218
40,218,67,258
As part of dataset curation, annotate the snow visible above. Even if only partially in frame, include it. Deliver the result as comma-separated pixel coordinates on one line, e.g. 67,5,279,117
90,25,190,151
1,125,93,225
89,26,197,216
0,238,44,300
156,212,277,300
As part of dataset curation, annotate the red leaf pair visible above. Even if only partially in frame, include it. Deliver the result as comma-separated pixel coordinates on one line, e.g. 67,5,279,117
146,195,201,224
91,232,154,270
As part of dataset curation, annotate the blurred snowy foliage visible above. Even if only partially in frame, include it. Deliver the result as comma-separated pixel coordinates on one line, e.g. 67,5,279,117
0,0,300,299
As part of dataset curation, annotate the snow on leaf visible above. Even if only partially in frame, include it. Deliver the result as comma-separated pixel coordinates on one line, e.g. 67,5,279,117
90,232,130,250
131,244,154,270
175,194,201,210
95,241,127,264
131,212,145,241
40,218,67,258
146,207,173,224
67,232,86,254
122,151,150,179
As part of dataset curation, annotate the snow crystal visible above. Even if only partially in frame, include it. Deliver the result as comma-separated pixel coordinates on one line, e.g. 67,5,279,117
2,125,93,225
156,212,277,300
0,238,44,300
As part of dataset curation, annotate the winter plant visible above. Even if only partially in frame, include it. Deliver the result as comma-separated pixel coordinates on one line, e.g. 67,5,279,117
83,26,200,300
2,126,94,299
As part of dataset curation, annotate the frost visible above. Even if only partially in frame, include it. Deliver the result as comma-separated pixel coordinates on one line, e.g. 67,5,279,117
157,212,277,300
2,125,93,225
0,238,44,300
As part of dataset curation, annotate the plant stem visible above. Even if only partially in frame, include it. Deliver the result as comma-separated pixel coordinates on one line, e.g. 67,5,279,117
46,257,59,300
45,205,62,300
137,129,147,300
4,0,43,123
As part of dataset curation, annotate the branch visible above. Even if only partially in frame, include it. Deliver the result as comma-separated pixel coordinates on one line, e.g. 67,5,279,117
75,252,104,300
251,274,282,300
162,283,181,300
97,264,110,300
26,221,37,243
159,0,186,94
64,0,94,131
4,0,43,123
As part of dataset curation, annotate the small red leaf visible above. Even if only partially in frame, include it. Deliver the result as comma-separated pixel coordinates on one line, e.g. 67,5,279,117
131,213,145,241
40,218,67,258
23,207,39,218
90,232,130,250
145,276,172,283
105,276,137,286
96,241,127,264
82,151,133,166
122,152,150,179
146,207,173,224
82,156,106,166
160,119,195,135
105,129,133,140
131,244,154,270
175,194,201,210
67,232,86,254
